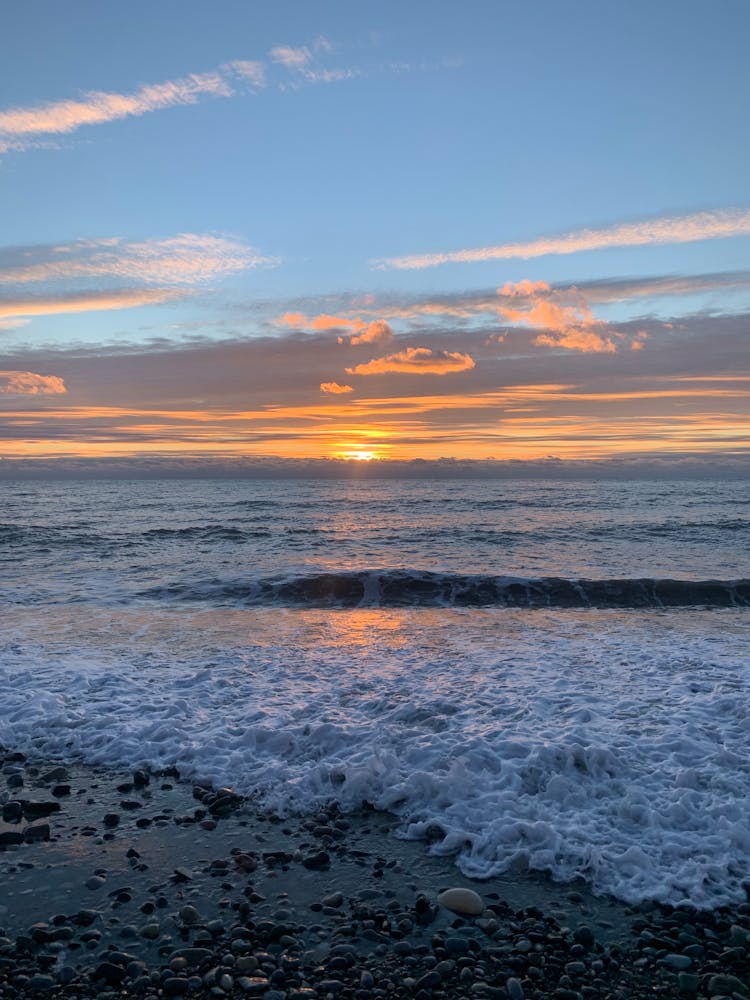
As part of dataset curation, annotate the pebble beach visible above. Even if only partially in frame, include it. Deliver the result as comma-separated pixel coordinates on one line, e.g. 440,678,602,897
2,749,749,1000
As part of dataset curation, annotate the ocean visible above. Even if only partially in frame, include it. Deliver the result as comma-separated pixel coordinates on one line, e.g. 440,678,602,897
1,477,748,909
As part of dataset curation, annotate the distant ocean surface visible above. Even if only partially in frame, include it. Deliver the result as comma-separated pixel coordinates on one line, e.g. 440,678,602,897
1,478,749,907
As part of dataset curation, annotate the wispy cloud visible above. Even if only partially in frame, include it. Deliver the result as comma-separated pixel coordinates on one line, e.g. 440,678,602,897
0,233,274,323
0,37,352,153
376,208,750,270
0,234,272,287
0,69,243,152
270,45,313,71
0,370,66,395
0,288,189,320
346,346,475,376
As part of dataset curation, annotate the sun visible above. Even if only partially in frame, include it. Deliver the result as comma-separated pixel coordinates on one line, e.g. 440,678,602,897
339,449,379,461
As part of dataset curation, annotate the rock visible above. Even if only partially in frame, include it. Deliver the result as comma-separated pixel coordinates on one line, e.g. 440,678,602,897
662,953,692,970
26,973,56,990
7,773,23,789
677,972,700,994
163,977,189,995
2,801,23,822
179,904,201,925
173,866,193,882
20,800,61,819
52,783,71,796
133,768,150,786
0,831,23,847
302,850,330,869
506,977,524,1000
237,978,271,995
23,823,51,842
707,973,748,996
85,875,106,890
94,961,126,986
103,813,120,827
322,891,344,908
169,948,214,967
437,887,485,916
139,923,160,939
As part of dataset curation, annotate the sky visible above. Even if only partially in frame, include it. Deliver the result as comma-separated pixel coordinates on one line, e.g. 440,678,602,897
1,0,749,473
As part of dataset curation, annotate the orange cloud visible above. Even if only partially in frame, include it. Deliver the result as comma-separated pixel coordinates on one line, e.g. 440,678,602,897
320,381,354,394
346,347,475,376
0,370,66,394
349,320,393,345
0,288,188,318
377,208,750,269
496,280,637,353
279,312,366,332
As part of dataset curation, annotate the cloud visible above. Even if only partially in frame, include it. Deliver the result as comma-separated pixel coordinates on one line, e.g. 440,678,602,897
279,312,366,332
348,320,393,346
346,346,475,376
0,288,189,319
0,318,30,330
277,312,393,345
270,45,312,71
496,280,620,353
376,208,750,270
0,234,272,287
320,381,354,394
0,40,349,153
0,370,66,394
0,70,236,150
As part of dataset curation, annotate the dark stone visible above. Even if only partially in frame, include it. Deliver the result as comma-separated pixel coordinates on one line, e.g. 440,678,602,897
2,801,23,822
0,831,23,847
7,773,23,789
23,823,50,842
71,909,99,927
415,970,441,990
103,813,120,827
26,974,56,990
51,783,71,796
20,800,61,819
120,799,142,809
163,976,189,994
94,961,126,985
302,851,330,870
573,925,595,948
133,769,150,787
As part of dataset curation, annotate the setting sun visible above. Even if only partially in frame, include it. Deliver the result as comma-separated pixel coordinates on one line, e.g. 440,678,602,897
336,449,380,461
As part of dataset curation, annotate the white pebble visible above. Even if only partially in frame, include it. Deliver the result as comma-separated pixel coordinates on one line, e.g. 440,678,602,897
437,887,484,916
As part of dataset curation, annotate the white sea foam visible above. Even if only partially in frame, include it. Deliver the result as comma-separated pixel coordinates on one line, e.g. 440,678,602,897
1,605,749,908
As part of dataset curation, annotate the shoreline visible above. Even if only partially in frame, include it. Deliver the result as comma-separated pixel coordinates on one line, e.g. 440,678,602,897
1,748,749,998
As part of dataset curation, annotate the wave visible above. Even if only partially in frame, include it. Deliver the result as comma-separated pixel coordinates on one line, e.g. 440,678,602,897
142,570,750,609
141,525,264,541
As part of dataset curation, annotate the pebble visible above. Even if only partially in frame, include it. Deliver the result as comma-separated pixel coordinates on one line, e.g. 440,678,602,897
437,887,485,916
506,976,524,1000
180,904,201,925
85,875,106,890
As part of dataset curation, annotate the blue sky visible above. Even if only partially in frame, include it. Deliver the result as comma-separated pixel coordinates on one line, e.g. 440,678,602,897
0,0,749,466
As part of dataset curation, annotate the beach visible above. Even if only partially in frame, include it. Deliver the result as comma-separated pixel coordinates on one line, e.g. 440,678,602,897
2,750,749,998
1,477,749,997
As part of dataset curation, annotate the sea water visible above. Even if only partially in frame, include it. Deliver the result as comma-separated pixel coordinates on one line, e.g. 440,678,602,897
1,477,748,908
